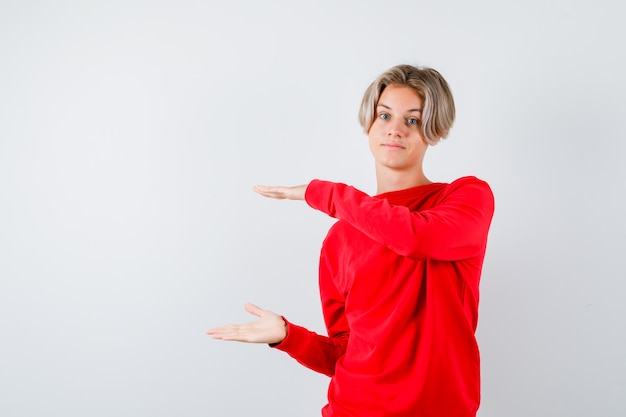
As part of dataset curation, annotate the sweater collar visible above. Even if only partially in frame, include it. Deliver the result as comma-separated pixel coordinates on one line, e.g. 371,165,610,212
375,182,446,204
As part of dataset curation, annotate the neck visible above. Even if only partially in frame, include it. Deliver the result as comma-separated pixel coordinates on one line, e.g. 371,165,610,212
375,165,431,194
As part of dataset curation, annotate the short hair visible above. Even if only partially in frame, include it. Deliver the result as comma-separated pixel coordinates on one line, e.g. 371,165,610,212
358,64,456,145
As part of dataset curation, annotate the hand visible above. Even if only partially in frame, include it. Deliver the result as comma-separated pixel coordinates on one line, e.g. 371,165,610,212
253,184,307,200
206,303,287,344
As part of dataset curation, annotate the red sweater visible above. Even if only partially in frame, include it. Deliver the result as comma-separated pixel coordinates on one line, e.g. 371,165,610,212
273,176,495,417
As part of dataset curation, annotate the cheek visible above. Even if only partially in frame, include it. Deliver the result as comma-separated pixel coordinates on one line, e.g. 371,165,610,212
409,127,426,144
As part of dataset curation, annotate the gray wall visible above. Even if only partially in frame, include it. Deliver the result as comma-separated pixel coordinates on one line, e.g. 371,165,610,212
1,1,624,416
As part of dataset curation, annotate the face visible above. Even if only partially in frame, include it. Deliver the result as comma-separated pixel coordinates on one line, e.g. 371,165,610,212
368,84,428,174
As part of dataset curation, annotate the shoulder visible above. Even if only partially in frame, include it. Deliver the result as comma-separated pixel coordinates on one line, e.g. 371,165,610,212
447,176,492,194
449,175,490,188
441,176,495,207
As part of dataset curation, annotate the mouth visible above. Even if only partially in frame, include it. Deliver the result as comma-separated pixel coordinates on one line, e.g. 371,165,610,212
382,142,405,150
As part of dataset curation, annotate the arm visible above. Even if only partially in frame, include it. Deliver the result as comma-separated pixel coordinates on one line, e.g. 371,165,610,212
272,320,347,377
207,289,348,377
304,177,495,261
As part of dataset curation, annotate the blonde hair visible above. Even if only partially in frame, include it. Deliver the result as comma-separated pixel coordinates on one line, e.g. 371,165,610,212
358,64,455,145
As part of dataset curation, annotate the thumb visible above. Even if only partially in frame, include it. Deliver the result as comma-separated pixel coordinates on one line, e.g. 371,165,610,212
244,302,264,317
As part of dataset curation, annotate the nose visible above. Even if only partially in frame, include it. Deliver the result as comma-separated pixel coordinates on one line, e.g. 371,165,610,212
386,119,406,137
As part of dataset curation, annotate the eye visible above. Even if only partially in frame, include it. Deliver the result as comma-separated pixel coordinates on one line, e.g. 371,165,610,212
407,117,419,126
379,113,390,120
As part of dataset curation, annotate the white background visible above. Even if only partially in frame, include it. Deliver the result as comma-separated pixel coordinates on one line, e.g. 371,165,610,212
1,1,624,416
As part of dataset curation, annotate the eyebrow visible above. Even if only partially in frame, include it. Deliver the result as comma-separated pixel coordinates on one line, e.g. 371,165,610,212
377,103,422,113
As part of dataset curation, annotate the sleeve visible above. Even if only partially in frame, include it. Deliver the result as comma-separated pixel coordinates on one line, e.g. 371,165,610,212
304,177,495,261
270,241,349,377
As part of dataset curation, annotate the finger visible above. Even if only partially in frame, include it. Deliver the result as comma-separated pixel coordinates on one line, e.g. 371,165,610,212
206,325,231,336
206,324,240,336
253,185,273,194
244,302,264,317
207,324,248,341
